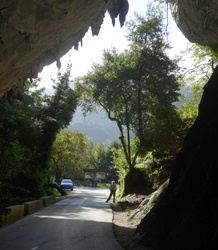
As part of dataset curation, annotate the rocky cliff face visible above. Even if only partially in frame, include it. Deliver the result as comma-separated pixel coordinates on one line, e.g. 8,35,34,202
171,0,218,52
0,0,128,100
136,65,218,250
134,1,218,249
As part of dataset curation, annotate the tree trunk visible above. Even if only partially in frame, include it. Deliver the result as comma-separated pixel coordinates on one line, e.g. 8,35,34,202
48,183,67,196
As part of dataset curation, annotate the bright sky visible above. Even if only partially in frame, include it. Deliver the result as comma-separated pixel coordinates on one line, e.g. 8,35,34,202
38,0,189,89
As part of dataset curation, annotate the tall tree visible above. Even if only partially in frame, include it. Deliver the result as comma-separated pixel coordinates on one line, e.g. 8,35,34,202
37,65,78,167
0,66,78,205
104,141,121,182
76,6,181,171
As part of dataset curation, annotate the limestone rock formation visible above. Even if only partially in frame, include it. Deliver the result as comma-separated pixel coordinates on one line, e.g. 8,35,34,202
1,0,217,100
171,0,218,52
133,2,218,249
135,65,218,250
137,66,218,250
0,0,128,100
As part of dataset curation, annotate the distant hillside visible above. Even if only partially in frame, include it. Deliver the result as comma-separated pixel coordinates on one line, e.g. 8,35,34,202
42,88,119,144
68,107,120,144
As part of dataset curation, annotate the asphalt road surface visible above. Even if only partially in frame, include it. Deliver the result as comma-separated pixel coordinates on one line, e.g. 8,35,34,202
0,186,124,250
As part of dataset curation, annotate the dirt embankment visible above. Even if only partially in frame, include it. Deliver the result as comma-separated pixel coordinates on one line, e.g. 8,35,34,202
112,181,169,249
112,195,148,250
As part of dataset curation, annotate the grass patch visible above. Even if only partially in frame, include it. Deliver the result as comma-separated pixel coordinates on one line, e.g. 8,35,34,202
75,180,110,188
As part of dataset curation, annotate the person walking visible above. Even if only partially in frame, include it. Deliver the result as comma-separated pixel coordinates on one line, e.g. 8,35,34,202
105,181,117,203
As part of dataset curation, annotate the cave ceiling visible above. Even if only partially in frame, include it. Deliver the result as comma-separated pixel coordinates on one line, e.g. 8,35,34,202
0,0,128,100
0,0,217,100
171,0,218,52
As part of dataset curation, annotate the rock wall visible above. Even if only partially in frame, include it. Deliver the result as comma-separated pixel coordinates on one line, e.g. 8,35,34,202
1,0,217,100
134,1,218,243
136,66,218,249
133,2,218,248
0,0,128,99
171,0,218,51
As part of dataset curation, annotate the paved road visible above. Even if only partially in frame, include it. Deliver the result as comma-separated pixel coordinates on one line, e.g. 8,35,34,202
0,186,124,250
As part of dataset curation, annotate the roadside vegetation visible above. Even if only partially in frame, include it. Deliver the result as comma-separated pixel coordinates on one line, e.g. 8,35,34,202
0,1,217,213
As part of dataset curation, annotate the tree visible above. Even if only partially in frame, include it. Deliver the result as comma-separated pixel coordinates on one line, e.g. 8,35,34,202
0,66,78,206
49,130,92,182
104,141,121,182
37,65,78,167
177,44,217,135
90,142,107,169
76,7,181,172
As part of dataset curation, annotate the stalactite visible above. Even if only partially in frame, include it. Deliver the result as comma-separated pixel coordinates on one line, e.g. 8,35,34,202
0,0,129,99
108,0,129,27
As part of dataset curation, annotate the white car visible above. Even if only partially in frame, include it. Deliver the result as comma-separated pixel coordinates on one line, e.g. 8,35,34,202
60,179,73,191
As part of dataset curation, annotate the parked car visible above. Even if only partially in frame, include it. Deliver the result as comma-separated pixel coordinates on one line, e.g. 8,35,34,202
60,179,73,191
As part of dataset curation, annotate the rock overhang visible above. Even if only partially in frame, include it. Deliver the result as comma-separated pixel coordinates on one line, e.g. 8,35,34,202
1,0,218,100
0,0,129,99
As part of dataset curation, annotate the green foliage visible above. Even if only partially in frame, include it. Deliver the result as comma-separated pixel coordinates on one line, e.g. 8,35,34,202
49,129,93,182
49,129,121,183
76,180,109,188
85,142,108,169
177,43,218,135
0,66,78,208
104,141,121,182
76,6,182,173
111,146,129,198
93,142,107,169
37,65,78,167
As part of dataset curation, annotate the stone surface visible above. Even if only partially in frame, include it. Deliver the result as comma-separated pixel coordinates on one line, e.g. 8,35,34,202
23,200,43,215
136,66,218,250
0,196,56,227
0,205,24,226
41,195,56,206
1,0,217,100
171,0,218,51
0,0,128,99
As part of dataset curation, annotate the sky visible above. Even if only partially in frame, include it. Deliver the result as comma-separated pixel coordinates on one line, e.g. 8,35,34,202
38,0,189,89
